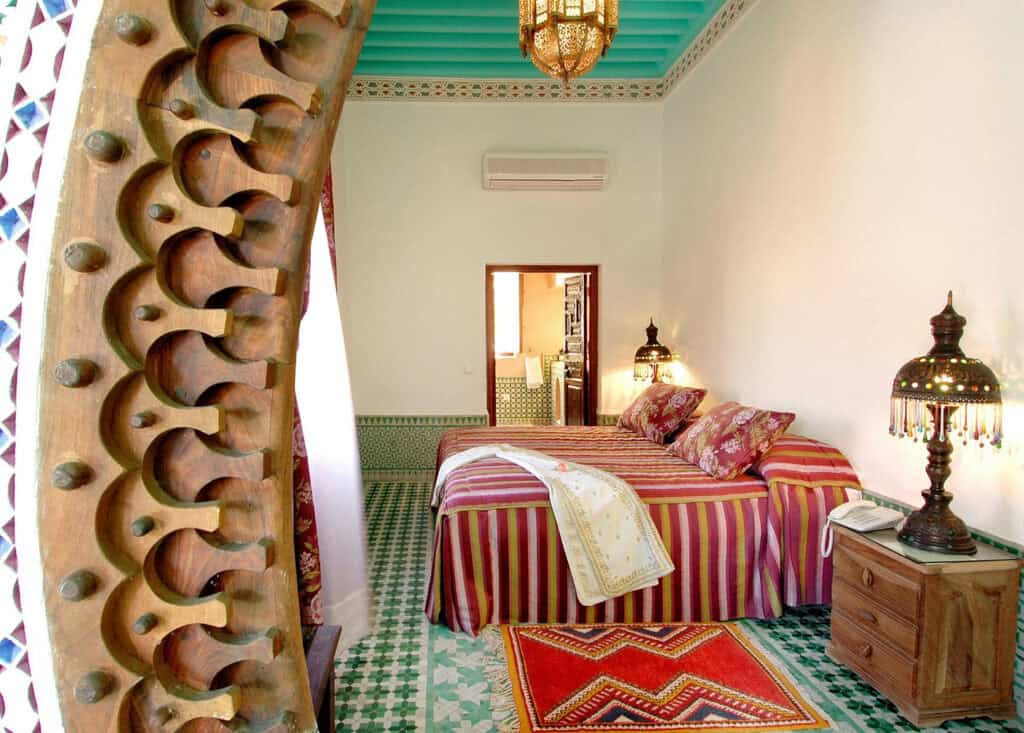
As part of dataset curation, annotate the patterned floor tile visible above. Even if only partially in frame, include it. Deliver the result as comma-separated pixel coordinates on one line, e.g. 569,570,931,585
425,626,509,732
335,480,433,732
338,479,1023,732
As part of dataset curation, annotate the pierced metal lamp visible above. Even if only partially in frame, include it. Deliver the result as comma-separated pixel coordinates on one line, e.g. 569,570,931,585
889,292,1002,555
634,319,673,383
519,0,618,85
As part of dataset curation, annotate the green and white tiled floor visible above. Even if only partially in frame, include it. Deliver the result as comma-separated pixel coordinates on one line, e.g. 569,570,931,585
335,478,1023,732
334,479,433,730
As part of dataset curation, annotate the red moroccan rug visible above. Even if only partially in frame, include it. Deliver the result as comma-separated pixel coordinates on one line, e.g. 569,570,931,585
494,623,826,732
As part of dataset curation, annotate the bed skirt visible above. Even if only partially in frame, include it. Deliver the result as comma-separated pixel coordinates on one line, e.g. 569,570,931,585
426,482,853,635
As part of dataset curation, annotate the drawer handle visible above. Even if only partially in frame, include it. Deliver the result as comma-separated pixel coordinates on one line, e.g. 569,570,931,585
857,643,873,658
861,568,874,587
857,609,877,625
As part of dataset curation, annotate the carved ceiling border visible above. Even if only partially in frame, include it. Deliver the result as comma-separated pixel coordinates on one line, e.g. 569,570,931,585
346,0,756,103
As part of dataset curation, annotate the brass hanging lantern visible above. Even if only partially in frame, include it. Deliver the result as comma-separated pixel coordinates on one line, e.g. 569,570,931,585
519,0,618,85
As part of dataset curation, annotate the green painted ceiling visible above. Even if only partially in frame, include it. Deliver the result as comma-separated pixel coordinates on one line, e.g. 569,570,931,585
355,0,728,79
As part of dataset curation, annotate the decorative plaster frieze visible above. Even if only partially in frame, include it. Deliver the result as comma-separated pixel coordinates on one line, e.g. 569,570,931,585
347,76,665,102
660,0,754,97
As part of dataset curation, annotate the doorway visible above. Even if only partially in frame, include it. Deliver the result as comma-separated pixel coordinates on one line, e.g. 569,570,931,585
485,265,599,427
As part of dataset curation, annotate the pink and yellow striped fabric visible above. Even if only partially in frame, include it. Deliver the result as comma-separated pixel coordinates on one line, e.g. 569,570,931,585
426,426,860,634
754,435,862,489
435,426,767,513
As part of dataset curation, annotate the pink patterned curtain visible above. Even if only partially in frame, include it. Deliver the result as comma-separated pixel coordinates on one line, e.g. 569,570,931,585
292,169,340,625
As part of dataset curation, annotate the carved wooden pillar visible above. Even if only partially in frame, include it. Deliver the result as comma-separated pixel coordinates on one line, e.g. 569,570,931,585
31,0,373,730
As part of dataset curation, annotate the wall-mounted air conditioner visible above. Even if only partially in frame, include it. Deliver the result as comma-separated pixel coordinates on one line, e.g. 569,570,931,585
482,152,609,192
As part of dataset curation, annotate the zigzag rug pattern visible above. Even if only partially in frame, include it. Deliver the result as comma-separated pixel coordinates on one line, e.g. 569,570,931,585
516,625,725,661
502,622,827,732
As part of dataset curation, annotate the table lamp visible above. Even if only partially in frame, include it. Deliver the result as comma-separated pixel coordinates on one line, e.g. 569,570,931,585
634,319,673,383
889,292,1002,554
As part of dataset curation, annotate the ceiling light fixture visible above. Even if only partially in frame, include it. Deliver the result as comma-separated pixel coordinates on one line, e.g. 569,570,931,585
519,0,618,86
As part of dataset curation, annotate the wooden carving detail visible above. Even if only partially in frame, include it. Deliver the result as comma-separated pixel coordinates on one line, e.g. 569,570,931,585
34,0,373,730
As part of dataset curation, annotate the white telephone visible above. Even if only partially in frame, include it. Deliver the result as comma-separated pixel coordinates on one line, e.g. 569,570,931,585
820,500,904,557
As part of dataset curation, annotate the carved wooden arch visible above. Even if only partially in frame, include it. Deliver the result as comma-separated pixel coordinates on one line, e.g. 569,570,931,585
30,0,375,730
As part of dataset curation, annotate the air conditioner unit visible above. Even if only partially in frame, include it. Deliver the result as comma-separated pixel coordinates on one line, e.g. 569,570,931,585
482,152,609,191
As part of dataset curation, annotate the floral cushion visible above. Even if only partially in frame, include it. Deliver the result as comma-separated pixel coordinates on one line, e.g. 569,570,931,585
617,384,707,443
668,401,796,480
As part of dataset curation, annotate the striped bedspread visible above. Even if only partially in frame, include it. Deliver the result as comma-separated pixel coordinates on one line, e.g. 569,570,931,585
426,426,860,634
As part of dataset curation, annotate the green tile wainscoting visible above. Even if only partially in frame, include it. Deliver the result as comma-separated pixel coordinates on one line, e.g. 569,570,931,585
864,490,1024,717
356,413,623,471
495,353,561,425
494,354,560,425
355,415,488,471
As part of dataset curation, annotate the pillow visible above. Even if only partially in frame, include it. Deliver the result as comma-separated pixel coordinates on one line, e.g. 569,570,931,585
617,384,707,443
667,401,795,480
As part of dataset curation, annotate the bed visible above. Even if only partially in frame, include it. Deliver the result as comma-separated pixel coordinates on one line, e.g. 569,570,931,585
425,425,861,635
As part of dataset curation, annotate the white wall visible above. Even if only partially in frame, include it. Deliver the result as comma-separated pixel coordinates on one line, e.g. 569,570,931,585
333,102,663,416
659,1,1024,542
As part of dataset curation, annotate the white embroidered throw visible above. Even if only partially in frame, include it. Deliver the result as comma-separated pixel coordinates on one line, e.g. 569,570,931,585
433,444,674,606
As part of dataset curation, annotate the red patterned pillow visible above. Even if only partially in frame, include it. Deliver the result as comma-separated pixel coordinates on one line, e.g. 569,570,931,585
618,384,707,443
668,401,795,480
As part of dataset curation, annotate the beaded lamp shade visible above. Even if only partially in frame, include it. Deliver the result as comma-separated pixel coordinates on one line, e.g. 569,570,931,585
890,292,1002,447
889,292,1002,555
519,0,618,85
634,319,673,381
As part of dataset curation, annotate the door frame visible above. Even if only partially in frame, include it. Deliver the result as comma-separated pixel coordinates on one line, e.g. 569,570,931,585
485,264,599,426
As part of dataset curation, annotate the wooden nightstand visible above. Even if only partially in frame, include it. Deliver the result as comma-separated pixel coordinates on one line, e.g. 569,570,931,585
826,526,1021,726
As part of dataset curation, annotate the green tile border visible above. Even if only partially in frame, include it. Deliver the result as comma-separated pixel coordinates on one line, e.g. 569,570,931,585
355,415,488,427
497,418,554,426
863,490,1024,555
362,469,435,483
355,414,623,470
495,354,561,424
495,377,550,423
355,414,488,471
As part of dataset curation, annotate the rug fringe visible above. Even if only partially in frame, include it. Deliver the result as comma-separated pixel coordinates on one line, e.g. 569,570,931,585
482,626,520,733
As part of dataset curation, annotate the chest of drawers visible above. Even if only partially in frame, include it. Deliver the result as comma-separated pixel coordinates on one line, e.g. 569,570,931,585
826,526,1021,726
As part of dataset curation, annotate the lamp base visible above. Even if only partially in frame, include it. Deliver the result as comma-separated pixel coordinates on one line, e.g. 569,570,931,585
897,490,976,555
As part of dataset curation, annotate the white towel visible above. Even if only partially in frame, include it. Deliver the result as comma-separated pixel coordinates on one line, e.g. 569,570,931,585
525,355,543,388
